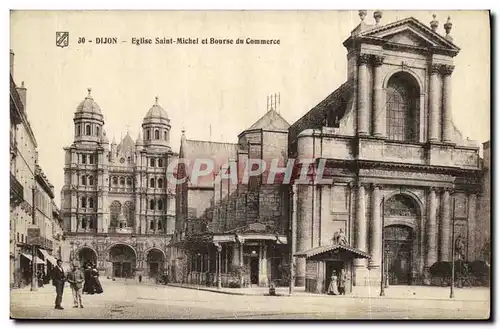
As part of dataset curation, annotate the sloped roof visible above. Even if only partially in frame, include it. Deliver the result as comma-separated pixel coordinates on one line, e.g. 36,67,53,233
295,244,371,260
246,109,291,131
288,80,353,149
117,132,135,154
181,139,238,187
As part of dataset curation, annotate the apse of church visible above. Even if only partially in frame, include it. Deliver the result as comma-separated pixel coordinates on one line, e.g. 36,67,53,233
289,12,482,289
61,91,176,279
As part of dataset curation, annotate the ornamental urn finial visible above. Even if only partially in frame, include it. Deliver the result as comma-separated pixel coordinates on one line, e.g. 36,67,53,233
444,16,453,41
374,10,382,26
430,14,439,32
358,10,367,22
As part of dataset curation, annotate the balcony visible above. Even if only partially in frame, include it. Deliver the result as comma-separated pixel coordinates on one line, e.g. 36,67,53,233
108,227,135,234
10,172,23,207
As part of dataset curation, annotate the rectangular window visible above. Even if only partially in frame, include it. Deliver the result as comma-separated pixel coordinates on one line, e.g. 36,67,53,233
89,155,94,164
82,154,87,164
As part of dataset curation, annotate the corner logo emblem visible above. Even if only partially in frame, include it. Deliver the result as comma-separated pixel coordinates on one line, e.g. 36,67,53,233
56,32,69,48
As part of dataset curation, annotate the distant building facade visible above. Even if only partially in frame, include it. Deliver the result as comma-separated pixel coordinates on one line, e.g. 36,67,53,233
171,109,291,286
10,50,61,288
60,92,176,279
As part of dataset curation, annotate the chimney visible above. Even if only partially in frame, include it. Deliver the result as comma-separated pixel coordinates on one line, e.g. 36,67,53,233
10,49,14,76
16,81,27,110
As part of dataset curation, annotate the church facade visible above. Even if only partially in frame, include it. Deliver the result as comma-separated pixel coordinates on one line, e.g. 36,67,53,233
60,91,176,279
289,12,483,289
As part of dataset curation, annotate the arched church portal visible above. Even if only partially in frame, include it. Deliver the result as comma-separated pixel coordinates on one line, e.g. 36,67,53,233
383,194,419,285
78,247,97,267
109,244,137,278
147,249,165,278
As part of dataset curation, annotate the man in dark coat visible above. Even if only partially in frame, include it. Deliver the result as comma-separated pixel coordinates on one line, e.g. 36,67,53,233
52,259,66,310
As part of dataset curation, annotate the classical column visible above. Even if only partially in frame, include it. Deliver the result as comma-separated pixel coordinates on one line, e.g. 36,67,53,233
369,184,382,269
231,243,239,268
428,64,441,142
441,65,455,143
372,55,385,137
467,194,477,260
439,189,451,261
355,184,367,268
426,188,438,268
357,54,371,136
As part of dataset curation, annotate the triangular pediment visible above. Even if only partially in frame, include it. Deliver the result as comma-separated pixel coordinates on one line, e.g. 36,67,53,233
359,17,459,52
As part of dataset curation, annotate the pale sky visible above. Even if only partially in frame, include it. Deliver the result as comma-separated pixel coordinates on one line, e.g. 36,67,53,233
10,10,490,206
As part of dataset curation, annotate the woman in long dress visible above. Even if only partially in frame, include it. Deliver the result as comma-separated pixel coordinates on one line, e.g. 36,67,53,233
82,263,93,294
92,264,103,294
327,273,339,295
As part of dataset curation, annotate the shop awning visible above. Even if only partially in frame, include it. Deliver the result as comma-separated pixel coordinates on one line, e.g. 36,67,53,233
39,248,58,266
294,244,371,260
21,253,45,264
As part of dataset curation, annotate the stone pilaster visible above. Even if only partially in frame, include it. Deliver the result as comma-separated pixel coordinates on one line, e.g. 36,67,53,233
426,188,438,268
369,184,381,269
372,55,385,137
355,183,367,267
441,65,455,142
357,54,371,136
439,189,451,261
428,64,441,142
467,194,477,260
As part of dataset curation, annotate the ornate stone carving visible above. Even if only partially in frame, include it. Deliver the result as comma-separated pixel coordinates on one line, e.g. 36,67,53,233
332,229,348,246
357,53,371,66
454,234,466,260
430,63,441,74
441,64,455,76
372,55,385,67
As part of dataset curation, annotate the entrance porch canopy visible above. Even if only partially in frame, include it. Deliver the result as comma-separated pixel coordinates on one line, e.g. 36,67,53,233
294,245,371,261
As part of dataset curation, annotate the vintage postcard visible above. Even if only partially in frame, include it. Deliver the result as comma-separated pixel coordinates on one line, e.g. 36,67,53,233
9,10,490,320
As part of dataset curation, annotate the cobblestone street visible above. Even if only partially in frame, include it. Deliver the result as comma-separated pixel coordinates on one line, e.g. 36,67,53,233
10,279,490,320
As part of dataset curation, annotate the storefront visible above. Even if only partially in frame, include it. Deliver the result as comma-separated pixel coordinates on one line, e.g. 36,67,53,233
176,223,289,288
295,244,370,294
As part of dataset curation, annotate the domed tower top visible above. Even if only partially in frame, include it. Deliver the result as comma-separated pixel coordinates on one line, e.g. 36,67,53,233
73,88,105,144
143,97,169,123
142,96,171,150
76,88,102,115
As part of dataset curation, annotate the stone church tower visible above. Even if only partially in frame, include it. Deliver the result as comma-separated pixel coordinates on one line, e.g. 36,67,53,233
61,90,177,280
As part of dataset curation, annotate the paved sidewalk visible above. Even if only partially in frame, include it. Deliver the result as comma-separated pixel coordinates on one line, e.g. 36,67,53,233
168,283,490,302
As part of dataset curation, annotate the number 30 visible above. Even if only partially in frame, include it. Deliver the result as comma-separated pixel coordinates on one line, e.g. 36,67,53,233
78,37,86,44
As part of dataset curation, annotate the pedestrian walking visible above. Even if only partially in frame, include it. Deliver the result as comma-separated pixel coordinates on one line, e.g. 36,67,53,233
83,263,94,294
91,264,103,294
51,259,66,310
66,264,85,308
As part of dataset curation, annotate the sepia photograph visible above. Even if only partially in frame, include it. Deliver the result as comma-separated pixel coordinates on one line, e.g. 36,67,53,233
8,9,491,320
